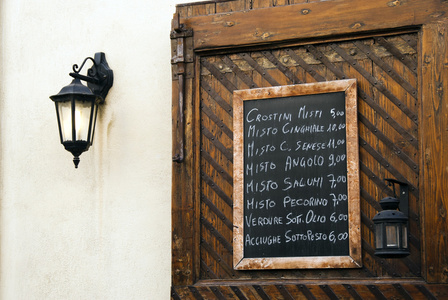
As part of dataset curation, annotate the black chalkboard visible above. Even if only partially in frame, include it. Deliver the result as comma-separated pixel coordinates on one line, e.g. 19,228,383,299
233,80,361,270
243,92,349,258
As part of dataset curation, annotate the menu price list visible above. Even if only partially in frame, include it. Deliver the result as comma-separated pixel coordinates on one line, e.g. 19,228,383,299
243,92,350,258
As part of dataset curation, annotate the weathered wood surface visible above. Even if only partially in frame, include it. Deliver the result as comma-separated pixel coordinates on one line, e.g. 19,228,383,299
180,0,448,50
196,34,421,282
172,33,197,285
172,281,448,299
171,0,448,297
421,20,448,284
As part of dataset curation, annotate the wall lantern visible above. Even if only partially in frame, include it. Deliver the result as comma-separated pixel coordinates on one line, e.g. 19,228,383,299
50,52,113,168
373,179,409,258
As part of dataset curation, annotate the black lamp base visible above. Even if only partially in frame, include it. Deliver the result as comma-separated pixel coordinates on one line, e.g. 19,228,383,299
62,141,90,169
374,249,410,258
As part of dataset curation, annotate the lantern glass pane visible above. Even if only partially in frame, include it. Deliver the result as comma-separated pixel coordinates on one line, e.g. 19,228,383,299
375,224,383,249
386,225,399,247
57,101,73,142
74,100,93,142
402,225,408,248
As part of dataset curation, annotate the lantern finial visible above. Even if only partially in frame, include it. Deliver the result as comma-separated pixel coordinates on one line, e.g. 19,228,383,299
73,156,80,168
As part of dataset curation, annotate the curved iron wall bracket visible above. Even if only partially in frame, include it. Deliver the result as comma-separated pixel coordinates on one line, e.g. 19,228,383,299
69,52,114,102
384,178,409,217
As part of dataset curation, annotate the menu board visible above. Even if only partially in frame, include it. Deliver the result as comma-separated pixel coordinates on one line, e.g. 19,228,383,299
233,80,362,270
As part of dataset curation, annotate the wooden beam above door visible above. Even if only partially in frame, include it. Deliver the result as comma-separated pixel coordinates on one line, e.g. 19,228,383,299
182,0,448,50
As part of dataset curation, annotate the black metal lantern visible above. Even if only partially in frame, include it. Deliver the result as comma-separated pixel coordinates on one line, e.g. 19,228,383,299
373,179,409,258
50,53,113,168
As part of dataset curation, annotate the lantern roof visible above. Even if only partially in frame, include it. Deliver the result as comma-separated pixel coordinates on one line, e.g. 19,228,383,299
50,78,101,102
372,209,408,222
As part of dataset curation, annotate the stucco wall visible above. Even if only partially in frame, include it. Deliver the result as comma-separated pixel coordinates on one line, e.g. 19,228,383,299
0,0,197,298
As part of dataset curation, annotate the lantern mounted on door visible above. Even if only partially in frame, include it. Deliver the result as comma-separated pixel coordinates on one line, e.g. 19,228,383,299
50,52,113,168
373,178,410,258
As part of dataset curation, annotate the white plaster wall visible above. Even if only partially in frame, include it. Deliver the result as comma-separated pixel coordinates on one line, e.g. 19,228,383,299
0,0,200,299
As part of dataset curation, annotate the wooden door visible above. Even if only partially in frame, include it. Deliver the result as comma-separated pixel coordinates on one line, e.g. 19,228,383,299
171,1,448,298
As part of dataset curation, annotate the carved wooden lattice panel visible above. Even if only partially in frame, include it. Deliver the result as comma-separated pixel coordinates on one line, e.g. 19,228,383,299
199,33,420,281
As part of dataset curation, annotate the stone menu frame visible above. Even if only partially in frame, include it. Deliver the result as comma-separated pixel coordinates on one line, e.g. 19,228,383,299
233,79,361,270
